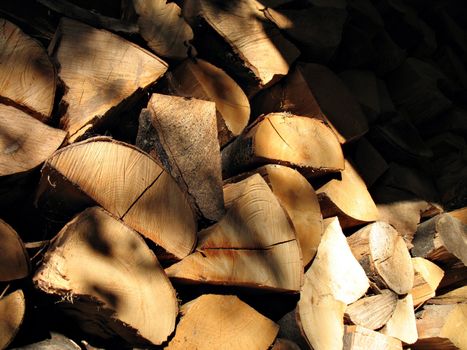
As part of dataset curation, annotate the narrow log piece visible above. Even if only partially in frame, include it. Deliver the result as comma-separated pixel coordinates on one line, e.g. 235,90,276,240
34,207,178,346
166,295,278,350
381,294,418,344
0,219,29,282
132,0,193,59
167,58,250,146
221,113,344,178
413,304,467,349
0,19,56,120
183,0,299,93
247,164,323,266
51,18,168,142
264,6,347,62
166,174,303,292
448,207,467,224
412,257,444,307
345,289,398,330
0,104,66,177
136,93,224,221
37,137,196,259
428,286,467,305
317,159,379,228
343,325,402,350
0,290,26,350
297,217,369,350
252,63,368,144
412,213,467,266
347,221,414,295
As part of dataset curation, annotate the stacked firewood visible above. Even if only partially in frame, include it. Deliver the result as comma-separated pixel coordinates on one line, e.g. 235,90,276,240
0,0,466,349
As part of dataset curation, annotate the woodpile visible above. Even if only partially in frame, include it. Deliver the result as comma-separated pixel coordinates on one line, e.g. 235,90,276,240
0,0,466,349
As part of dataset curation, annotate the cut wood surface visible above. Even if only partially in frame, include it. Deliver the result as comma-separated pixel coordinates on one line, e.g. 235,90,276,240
428,286,467,305
412,213,467,266
264,6,347,62
183,0,300,92
37,137,196,259
343,325,403,350
413,304,467,349
136,93,224,221
372,185,440,244
34,207,178,346
381,293,418,344
0,289,26,350
166,174,303,292
252,63,369,144
51,18,168,142
412,257,445,307
317,159,379,228
0,18,56,120
167,58,250,146
247,164,323,266
347,221,414,295
297,217,369,350
131,0,193,59
292,63,368,143
448,207,467,224
221,113,344,178
0,219,29,282
345,289,398,330
353,137,389,187
0,104,66,176
166,294,279,350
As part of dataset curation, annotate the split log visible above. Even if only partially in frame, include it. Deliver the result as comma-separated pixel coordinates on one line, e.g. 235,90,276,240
136,93,224,221
412,257,445,307
448,207,467,224
0,219,29,282
347,221,414,295
36,137,196,259
353,137,389,188
297,217,369,350
11,332,81,350
434,46,467,89
377,79,397,116
221,113,344,179
317,159,379,228
271,338,301,350
368,114,433,163
51,18,168,142
413,304,467,349
130,0,193,59
412,213,467,267
167,58,250,146
339,70,381,122
233,164,323,266
346,0,384,32
0,289,26,350
166,295,278,350
166,174,303,292
0,104,66,177
428,286,467,305
343,325,402,350
385,58,452,126
183,0,299,95
264,6,347,62
371,185,441,244
380,294,418,344
34,207,178,346
37,0,138,34
345,289,398,330
0,18,56,120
